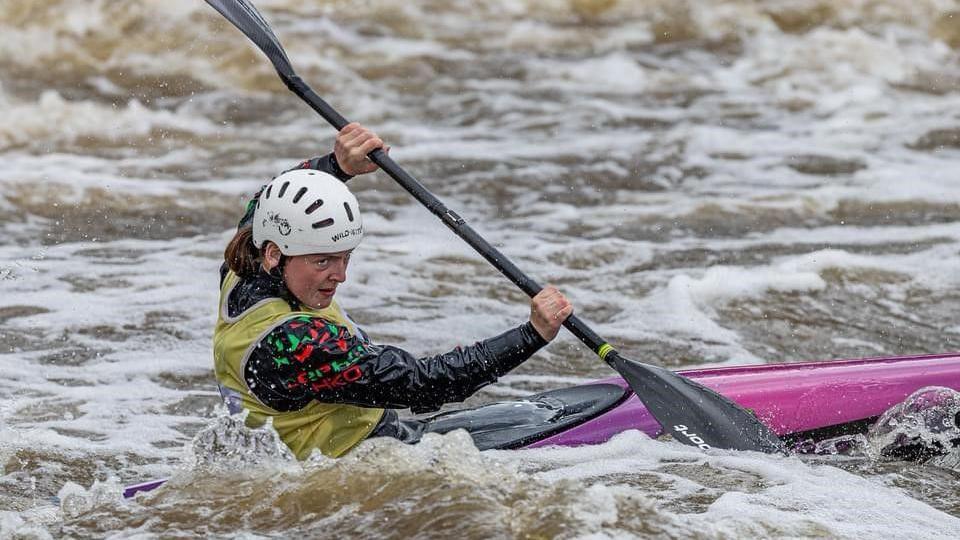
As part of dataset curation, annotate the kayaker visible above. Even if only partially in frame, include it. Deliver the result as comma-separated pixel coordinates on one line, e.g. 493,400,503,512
214,123,574,459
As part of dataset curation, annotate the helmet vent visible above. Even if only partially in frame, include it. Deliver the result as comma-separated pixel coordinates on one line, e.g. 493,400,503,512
343,202,355,222
292,187,308,204
278,181,290,198
305,199,324,215
312,218,335,229
264,185,272,199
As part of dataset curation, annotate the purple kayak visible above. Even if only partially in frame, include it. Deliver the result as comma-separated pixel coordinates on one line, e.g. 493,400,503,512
532,352,960,448
123,352,960,498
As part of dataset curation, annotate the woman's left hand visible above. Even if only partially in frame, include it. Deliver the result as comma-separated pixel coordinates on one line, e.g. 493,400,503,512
334,122,389,176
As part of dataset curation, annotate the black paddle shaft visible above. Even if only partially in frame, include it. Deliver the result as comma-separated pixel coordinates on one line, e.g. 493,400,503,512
206,0,788,454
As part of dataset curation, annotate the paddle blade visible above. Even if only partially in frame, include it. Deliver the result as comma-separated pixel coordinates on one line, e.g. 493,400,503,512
609,352,787,453
205,0,295,78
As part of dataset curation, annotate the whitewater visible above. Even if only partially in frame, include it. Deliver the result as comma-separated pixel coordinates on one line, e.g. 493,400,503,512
2,0,960,537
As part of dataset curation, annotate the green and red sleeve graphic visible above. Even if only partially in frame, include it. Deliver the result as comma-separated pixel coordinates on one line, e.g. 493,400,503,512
264,316,367,393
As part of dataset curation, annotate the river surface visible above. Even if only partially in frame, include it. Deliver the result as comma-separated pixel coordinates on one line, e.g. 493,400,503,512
2,0,960,538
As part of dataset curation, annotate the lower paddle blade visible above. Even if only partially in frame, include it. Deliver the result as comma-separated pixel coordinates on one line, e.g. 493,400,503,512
609,353,787,453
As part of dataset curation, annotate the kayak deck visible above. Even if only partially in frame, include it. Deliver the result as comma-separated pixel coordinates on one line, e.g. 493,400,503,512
424,383,628,450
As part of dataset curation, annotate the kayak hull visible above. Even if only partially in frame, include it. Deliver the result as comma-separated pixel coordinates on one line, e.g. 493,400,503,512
528,352,960,448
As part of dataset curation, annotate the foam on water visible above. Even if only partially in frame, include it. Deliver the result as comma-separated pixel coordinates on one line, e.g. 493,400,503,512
508,430,960,538
0,90,222,153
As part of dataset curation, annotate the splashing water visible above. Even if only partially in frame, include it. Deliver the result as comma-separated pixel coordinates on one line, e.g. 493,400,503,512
787,387,960,461
186,412,297,470
868,386,960,462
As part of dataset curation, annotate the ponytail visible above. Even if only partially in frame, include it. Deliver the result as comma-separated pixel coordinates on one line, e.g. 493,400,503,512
224,226,261,278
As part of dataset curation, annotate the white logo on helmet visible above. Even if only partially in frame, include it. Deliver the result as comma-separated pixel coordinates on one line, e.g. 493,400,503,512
264,212,292,236
332,225,363,243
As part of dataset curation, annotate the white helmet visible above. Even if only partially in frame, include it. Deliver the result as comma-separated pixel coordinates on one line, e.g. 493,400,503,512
252,169,364,255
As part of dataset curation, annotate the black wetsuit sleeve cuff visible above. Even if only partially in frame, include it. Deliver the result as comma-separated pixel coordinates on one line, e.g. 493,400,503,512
325,153,354,183
484,321,548,378
283,153,354,183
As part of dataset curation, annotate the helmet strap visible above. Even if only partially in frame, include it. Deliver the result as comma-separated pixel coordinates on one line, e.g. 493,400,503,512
267,254,300,309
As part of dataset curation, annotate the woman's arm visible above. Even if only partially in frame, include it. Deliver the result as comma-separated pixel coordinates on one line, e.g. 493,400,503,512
243,316,546,414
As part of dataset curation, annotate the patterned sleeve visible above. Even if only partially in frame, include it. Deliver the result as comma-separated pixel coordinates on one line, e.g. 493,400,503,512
244,316,547,414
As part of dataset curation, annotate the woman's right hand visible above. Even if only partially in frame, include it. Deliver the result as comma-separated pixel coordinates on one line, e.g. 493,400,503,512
529,286,574,342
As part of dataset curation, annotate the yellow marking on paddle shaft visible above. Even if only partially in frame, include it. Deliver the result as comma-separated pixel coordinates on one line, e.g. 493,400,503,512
598,343,614,360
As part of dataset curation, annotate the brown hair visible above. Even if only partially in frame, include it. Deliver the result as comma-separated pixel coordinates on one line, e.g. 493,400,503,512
224,226,261,278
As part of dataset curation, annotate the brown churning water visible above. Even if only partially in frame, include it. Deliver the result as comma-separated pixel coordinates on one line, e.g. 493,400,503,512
2,0,960,537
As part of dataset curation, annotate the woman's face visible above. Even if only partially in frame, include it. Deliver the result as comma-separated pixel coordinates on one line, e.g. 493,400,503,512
281,250,353,309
